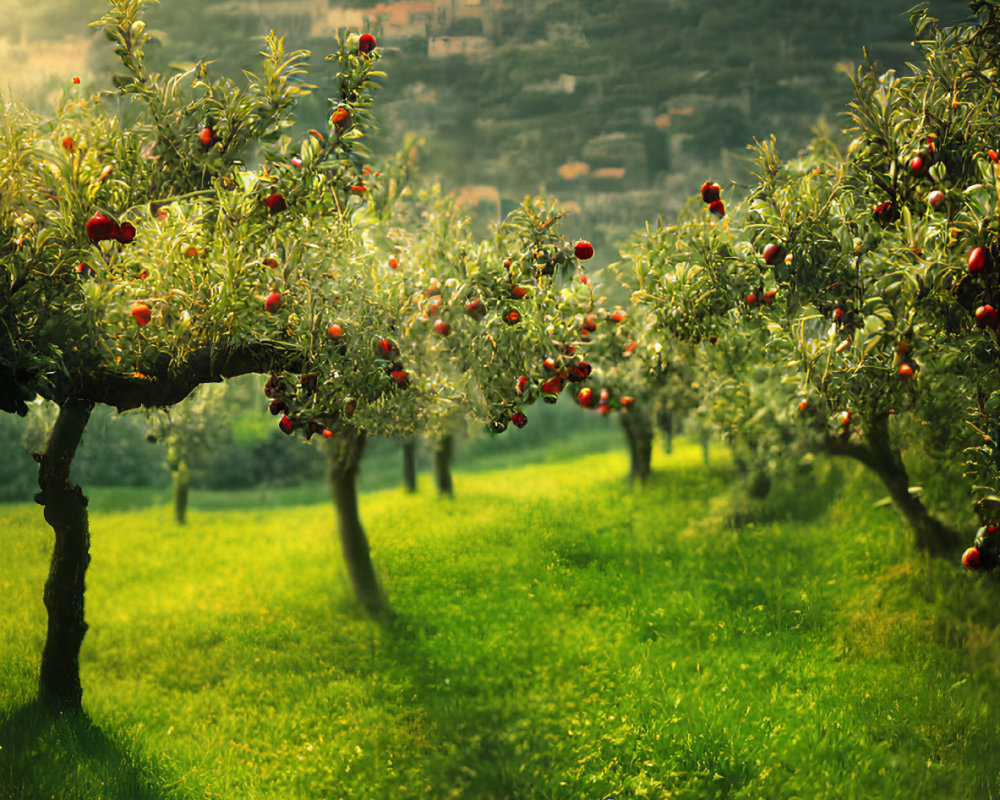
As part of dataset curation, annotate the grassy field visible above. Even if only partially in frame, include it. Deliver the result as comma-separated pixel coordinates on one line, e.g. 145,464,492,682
2,440,1000,799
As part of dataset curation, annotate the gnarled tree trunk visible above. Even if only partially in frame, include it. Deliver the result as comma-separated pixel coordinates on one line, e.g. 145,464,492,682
432,434,454,498
823,412,961,556
36,398,94,713
401,439,417,493
656,408,674,455
326,428,387,617
621,409,654,485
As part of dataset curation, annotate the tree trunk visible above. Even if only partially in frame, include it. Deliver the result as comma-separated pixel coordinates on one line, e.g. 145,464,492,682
657,409,674,455
326,429,387,617
172,459,189,525
433,435,454,498
401,439,417,493
36,398,94,713
824,413,961,556
621,410,653,485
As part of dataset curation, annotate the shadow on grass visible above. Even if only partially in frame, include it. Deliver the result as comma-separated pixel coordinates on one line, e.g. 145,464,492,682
0,702,192,800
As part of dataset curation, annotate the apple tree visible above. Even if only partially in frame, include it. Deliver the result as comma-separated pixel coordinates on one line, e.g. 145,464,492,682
0,0,391,710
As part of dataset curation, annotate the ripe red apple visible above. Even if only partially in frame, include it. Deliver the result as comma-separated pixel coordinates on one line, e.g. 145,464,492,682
376,337,396,356
465,299,486,319
388,256,399,270
761,290,777,305
620,396,634,407
898,362,914,377
927,190,946,210
745,293,758,307
609,309,626,323
568,362,592,382
328,323,343,338
503,310,521,325
599,403,611,415
428,296,443,317
872,200,897,224
962,547,981,569
433,319,451,336
72,76,80,85
279,414,294,435
116,221,136,244
574,240,595,260
86,213,117,243
909,154,927,175
61,136,75,152
389,369,409,388
331,107,350,127
75,263,95,278
798,398,809,413
264,193,287,214
541,376,564,396
968,246,988,273
510,285,529,299
839,409,851,428
708,199,725,218
264,291,282,312
989,150,1000,164
833,307,845,322
269,399,287,416
762,243,783,265
512,412,528,428
198,127,214,147
131,301,151,326
975,304,999,327
358,33,377,53
543,357,558,372
516,375,529,395
577,387,594,407
700,180,721,203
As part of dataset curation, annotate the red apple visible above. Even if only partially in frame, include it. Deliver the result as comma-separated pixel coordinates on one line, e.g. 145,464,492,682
389,369,409,388
75,263,95,278
512,412,528,428
962,547,981,569
358,33,376,54
264,291,282,312
331,107,350,127
798,399,809,412
574,240,595,260
279,414,294,435
968,246,988,273
433,319,451,336
264,193,287,214
541,376,564,396
745,293,758,307
927,190,946,210
762,243,783,265
388,256,399,270
376,338,396,356
465,299,486,319
577,387,594,407
61,136,75,152
130,301,151,326
503,310,521,325
975,304,999,327
708,199,725,218
328,323,343,338
198,127,214,147
620,396,634,407
898,362,914,377
609,309,626,323
86,213,117,243
516,375,529,395
510,285,529,299
700,180,721,203
761,290,777,305
115,221,136,244
910,154,927,175
623,342,637,357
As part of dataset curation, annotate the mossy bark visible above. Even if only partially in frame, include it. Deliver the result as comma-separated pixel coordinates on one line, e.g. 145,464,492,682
37,399,94,713
326,429,387,617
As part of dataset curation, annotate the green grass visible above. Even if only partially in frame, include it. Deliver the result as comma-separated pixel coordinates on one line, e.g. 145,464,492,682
2,440,1000,799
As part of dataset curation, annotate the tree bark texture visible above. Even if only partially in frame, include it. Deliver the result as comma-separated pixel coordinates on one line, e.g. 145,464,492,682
823,413,961,556
326,429,387,617
622,410,654,485
433,435,454,498
37,398,94,713
402,439,417,493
